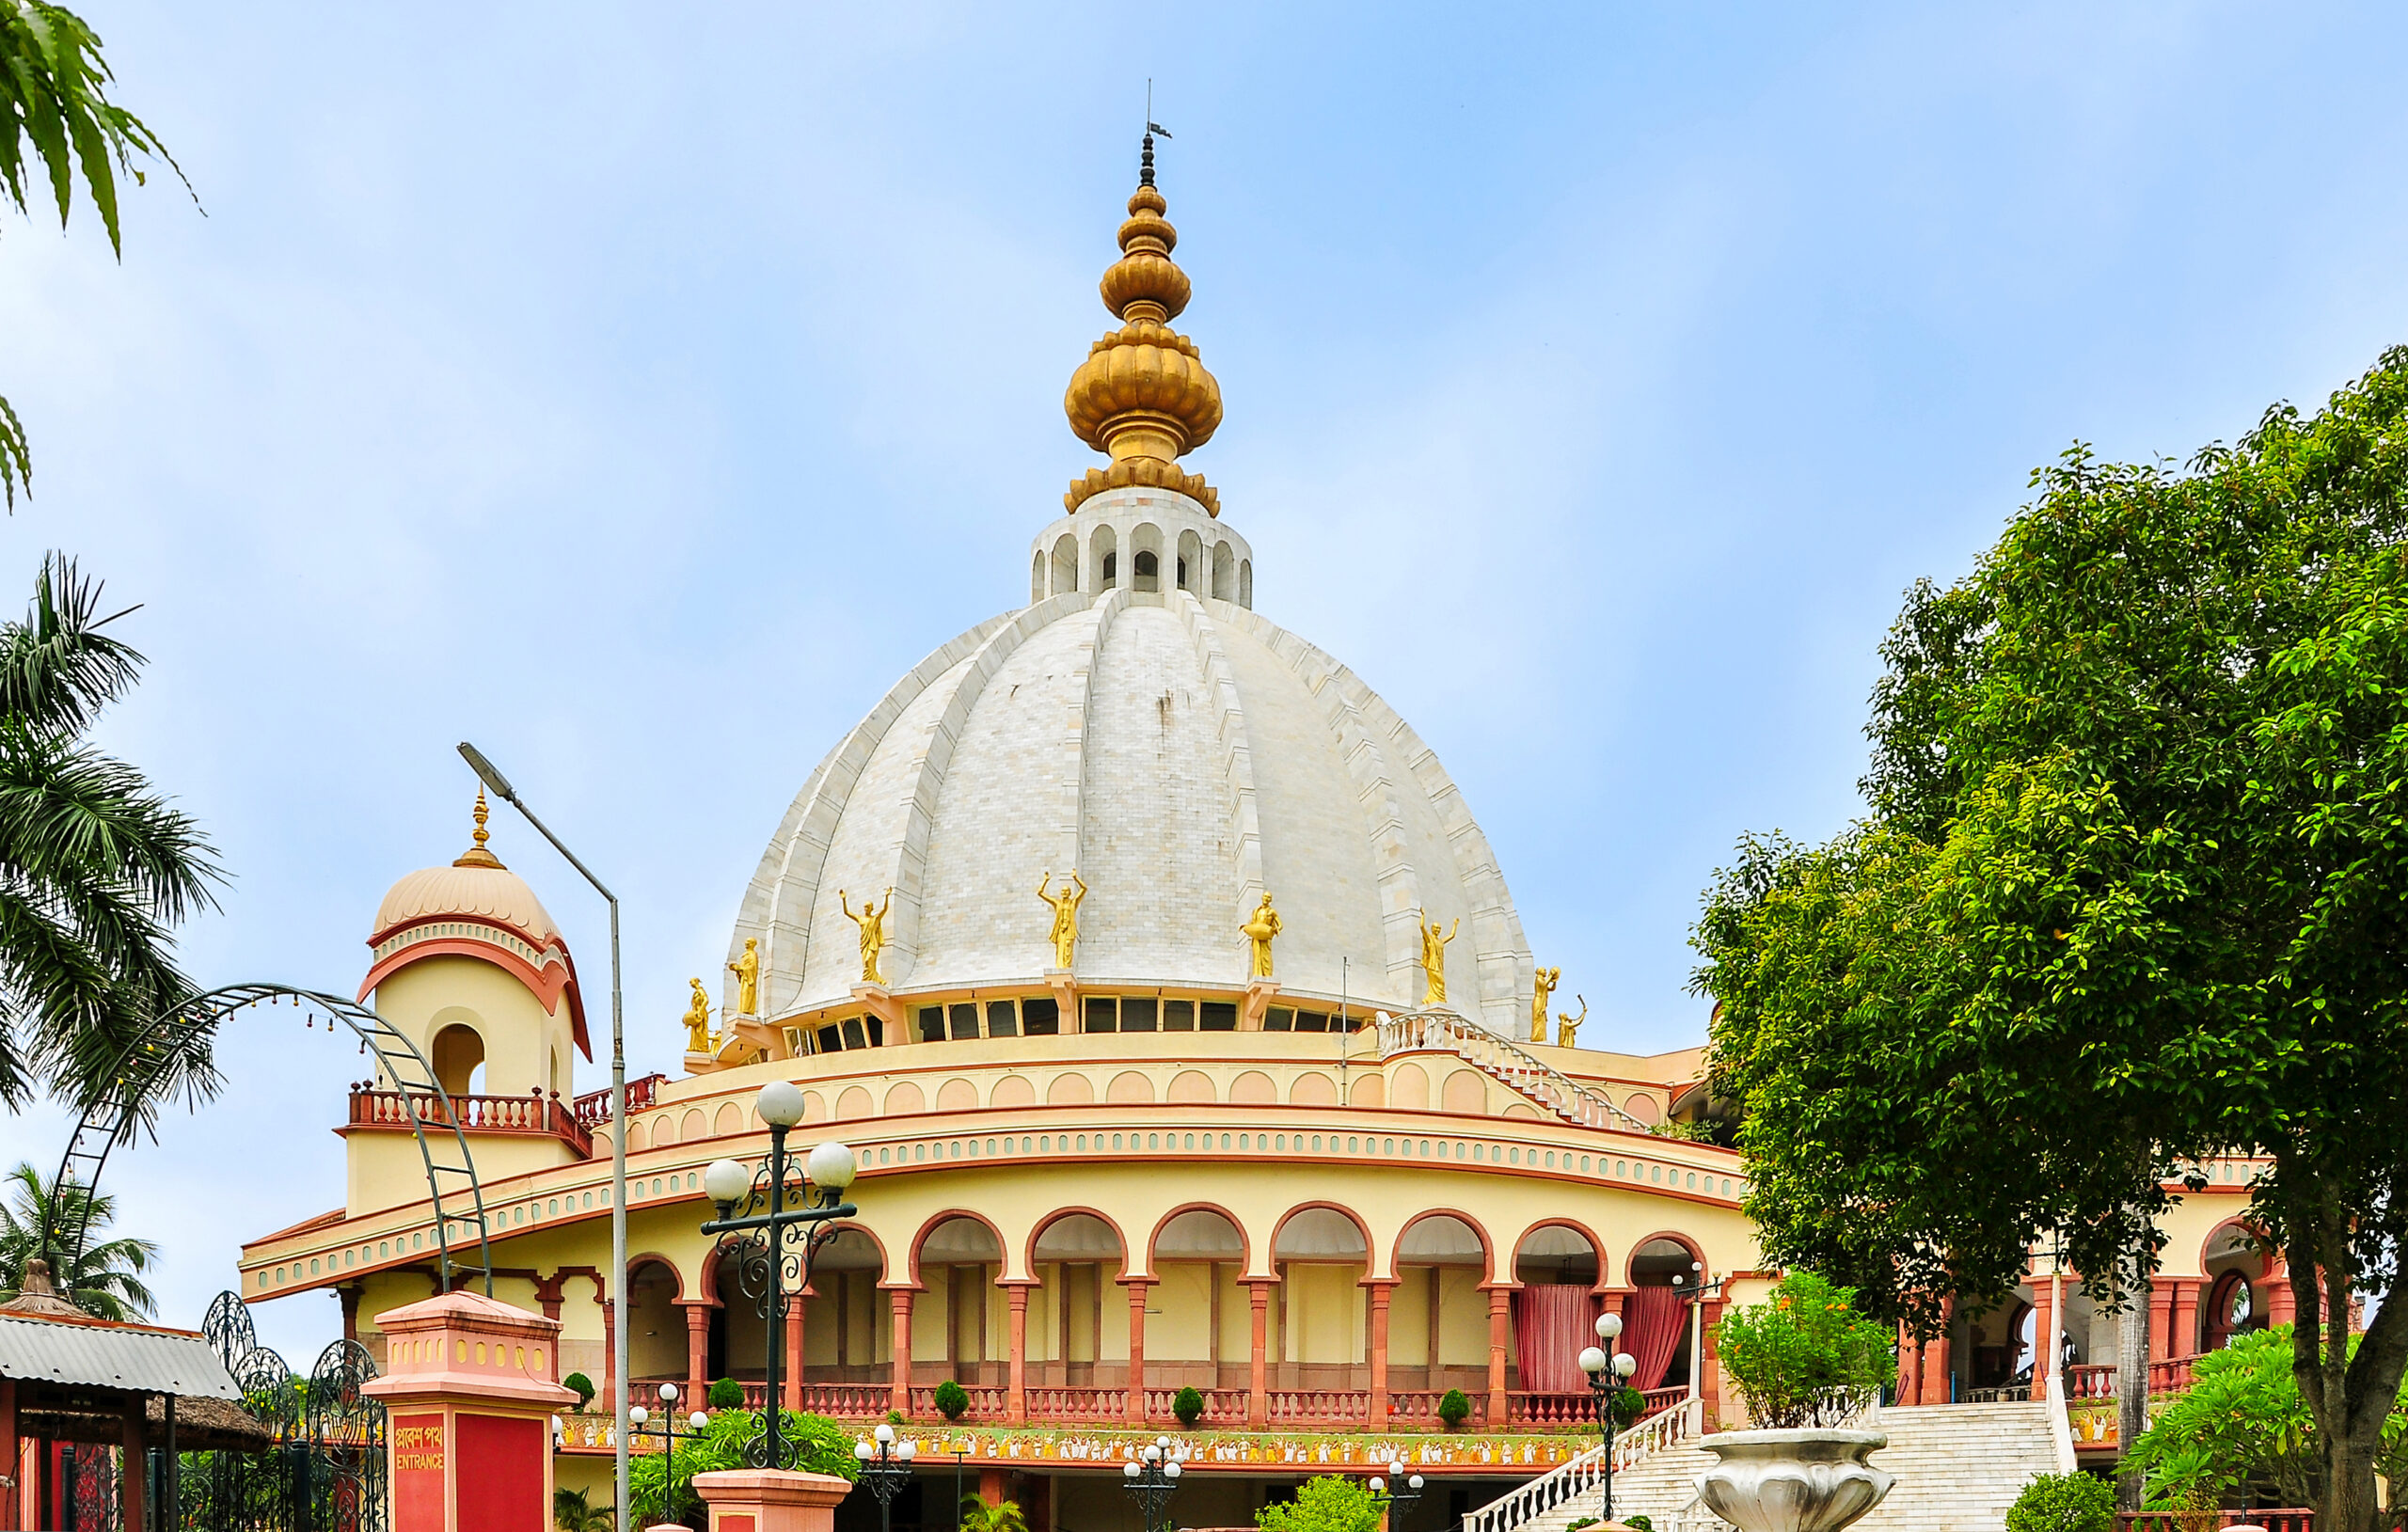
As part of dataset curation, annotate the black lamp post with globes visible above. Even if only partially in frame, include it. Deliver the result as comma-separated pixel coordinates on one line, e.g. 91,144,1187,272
1578,1312,1640,1522
1120,1435,1185,1532
1369,1456,1425,1532
853,1424,918,1532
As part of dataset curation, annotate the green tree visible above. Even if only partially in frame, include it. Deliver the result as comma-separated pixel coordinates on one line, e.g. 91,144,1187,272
2004,1473,2115,1532
1256,1477,1381,1532
1694,349,2408,1532
0,556,220,1110
553,1487,613,1532
958,1497,1027,1532
0,1160,156,1319
626,1409,855,1526
2122,1326,2408,1515
1,0,190,507
1713,1271,1894,1429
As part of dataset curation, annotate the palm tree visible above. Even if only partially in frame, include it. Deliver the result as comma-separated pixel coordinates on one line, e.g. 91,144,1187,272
0,555,222,1110
959,1497,1028,1532
2,0,191,507
553,1487,613,1532
0,1161,157,1319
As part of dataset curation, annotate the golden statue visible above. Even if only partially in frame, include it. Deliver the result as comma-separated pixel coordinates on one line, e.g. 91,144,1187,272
1557,994,1588,1050
682,978,713,1053
727,938,760,1017
1417,913,1460,1006
1038,870,1087,969
1532,966,1561,1043
1241,891,1282,979
840,888,893,987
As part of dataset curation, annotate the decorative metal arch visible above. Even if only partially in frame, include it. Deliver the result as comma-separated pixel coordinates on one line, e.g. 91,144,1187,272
42,982,494,1295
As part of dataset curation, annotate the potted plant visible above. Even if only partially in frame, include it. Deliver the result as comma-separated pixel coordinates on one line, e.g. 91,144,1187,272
707,1378,746,1411
1172,1386,1205,1429
562,1371,597,1413
1436,1389,1471,1429
1697,1271,1896,1532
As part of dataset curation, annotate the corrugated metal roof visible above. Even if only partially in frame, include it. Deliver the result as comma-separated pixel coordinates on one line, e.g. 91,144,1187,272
0,1316,242,1399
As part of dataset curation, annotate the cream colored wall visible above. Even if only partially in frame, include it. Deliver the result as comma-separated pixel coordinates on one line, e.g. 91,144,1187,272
1280,1263,1364,1365
373,955,577,1101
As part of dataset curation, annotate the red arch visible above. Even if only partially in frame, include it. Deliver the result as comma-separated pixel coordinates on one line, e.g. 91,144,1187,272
1504,1217,1609,1291
2197,1217,2271,1276
909,1208,1008,1285
1622,1228,1706,1290
1392,1209,1497,1283
1144,1202,1251,1278
625,1251,688,1303
1271,1201,1374,1268
1024,1206,1131,1275
806,1221,889,1292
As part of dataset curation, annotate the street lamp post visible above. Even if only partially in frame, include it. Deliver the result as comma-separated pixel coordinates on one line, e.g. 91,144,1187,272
458,742,631,1531
1119,1435,1184,1532
1577,1314,1640,1523
702,1082,858,1470
627,1383,710,1521
1367,1457,1424,1532
853,1424,917,1532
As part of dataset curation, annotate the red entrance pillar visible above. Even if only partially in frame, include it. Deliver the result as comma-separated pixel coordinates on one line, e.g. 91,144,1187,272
2028,1280,2056,1402
1123,1278,1151,1424
1484,1287,1511,1428
1005,1283,1032,1423
2169,1277,2201,1357
785,1290,806,1412
1365,1280,1394,1426
1895,1323,1921,1407
1920,1296,1955,1403
363,1290,578,1532
682,1302,712,1407
2147,1283,2174,1364
1245,1280,1274,1428
888,1290,916,1417
692,1469,852,1532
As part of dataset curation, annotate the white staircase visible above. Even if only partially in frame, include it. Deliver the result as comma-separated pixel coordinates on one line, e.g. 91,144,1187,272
1375,1009,1648,1132
1478,1401,2067,1532
1460,1402,1707,1532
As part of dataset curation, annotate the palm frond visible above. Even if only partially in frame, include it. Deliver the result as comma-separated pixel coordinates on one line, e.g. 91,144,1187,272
0,557,145,734
0,393,24,510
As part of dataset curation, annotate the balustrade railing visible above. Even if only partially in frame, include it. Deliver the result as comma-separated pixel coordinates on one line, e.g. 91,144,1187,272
1375,1010,1646,1131
1024,1386,1127,1421
2117,1514,2311,1532
908,1383,1009,1421
799,1382,889,1417
1504,1392,1593,1427
1140,1387,1248,1425
2066,1364,2118,1399
2032,1356,2201,1404
349,1084,592,1156
1387,1390,1485,1428
1460,1398,1705,1532
573,1072,664,1128
1265,1389,1370,1426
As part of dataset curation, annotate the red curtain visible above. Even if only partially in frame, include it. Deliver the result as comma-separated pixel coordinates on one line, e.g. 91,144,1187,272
1624,1286,1685,1391
1511,1284,1591,1392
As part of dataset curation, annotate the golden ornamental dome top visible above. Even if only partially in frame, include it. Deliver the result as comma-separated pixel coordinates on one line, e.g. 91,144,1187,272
1063,134,1222,516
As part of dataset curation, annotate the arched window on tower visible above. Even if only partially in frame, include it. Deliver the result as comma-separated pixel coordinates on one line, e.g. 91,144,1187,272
1239,559,1253,608
1213,542,1235,601
432,1022,485,1098
1133,550,1160,591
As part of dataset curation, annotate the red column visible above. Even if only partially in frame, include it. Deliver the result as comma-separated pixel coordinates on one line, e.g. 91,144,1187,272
1246,1281,1273,1428
2027,1281,2055,1402
1700,1297,1724,1423
785,1290,806,1411
0,1377,16,1532
1366,1280,1394,1426
682,1302,712,1406
119,1398,145,1532
2263,1256,2297,1327
1895,1323,1921,1407
1006,1283,1032,1423
599,1284,617,1412
889,1289,916,1417
1921,1296,1955,1403
2148,1283,2174,1364
2170,1278,2201,1357
1124,1279,1150,1424
1485,1287,1511,1428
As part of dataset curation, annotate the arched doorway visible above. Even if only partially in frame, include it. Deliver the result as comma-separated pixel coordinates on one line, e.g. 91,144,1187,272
923,1217,1005,1384
1624,1238,1701,1392
1273,1208,1370,1391
625,1259,684,1393
1150,1208,1246,1396
1395,1215,1486,1400
1511,1225,1597,1396
800,1227,887,1384
2203,1224,2266,1350
1031,1213,1124,1389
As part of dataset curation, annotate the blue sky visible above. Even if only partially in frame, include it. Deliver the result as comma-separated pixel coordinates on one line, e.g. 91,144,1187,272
5,2,2406,1360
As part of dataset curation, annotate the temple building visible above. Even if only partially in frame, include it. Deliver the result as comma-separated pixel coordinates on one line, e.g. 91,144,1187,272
236,145,2278,1528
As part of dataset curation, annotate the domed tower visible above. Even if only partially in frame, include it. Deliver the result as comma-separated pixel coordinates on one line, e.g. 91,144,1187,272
727,143,1537,1040
345,794,594,1208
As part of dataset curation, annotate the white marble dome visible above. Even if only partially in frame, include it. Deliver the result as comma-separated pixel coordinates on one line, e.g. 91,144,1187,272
728,487,1533,1033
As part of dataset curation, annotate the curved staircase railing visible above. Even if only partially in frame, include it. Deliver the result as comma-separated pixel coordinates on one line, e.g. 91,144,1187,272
1459,1398,1704,1532
1377,1009,1650,1133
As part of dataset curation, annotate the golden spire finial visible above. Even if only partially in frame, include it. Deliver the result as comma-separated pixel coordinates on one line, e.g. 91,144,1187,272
1062,125,1223,516
454,786,505,869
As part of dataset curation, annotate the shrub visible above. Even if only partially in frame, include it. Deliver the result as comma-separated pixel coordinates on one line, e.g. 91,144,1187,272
960,1498,1027,1532
1713,1271,1895,1429
1256,1476,1381,1532
1436,1388,1471,1428
933,1381,970,1421
1604,1383,1647,1430
1172,1385,1205,1428
2004,1473,2115,1532
627,1408,856,1525
1564,1520,1600,1532
1624,1519,1653,1532
706,1378,745,1411
562,1371,595,1411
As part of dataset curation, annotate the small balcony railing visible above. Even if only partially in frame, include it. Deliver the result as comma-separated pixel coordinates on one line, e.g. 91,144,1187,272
2055,1356,2201,1403
573,1072,664,1128
348,1085,591,1158
1140,1387,1248,1425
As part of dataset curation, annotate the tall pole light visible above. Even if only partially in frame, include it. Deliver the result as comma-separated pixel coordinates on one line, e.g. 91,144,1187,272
1119,1435,1184,1532
458,740,631,1531
1579,1314,1640,1523
854,1423,917,1532
1368,1457,1422,1532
